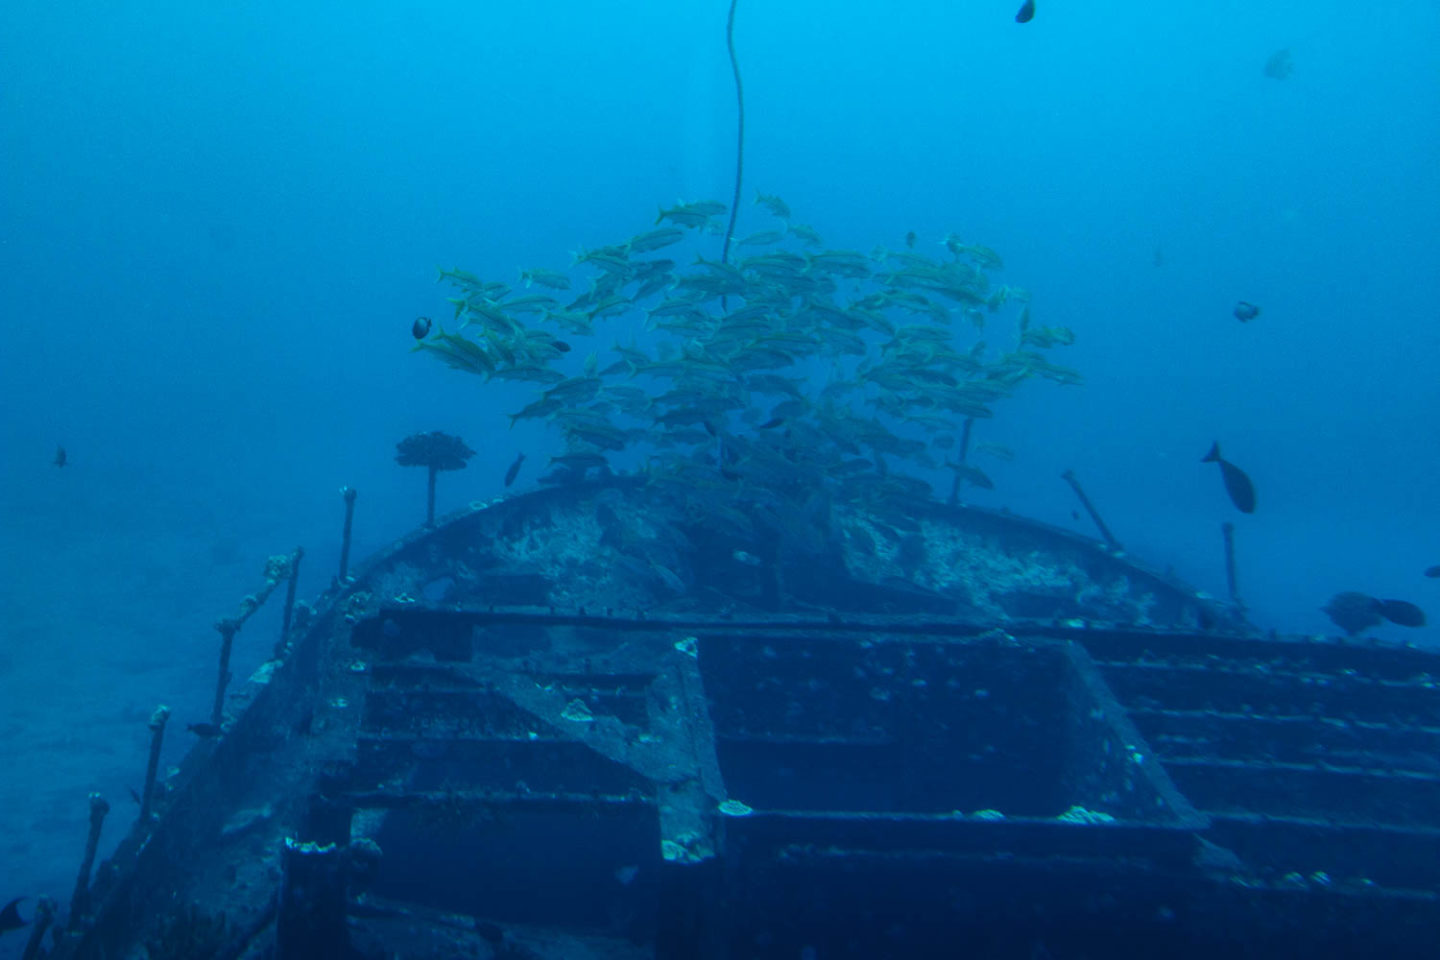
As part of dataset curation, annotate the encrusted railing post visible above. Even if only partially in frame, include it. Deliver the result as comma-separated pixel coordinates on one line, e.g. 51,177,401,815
947,417,976,505
1062,469,1122,552
338,486,358,582
211,618,239,727
140,706,170,822
68,794,110,922
20,897,56,960
280,546,304,650
1222,521,1241,606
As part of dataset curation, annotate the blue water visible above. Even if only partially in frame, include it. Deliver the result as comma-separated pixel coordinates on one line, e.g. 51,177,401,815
1,0,1437,952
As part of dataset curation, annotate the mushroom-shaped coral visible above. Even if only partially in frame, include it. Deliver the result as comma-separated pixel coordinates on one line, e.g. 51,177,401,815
395,431,475,528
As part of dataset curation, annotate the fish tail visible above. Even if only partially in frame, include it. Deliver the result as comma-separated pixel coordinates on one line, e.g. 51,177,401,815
1201,442,1220,463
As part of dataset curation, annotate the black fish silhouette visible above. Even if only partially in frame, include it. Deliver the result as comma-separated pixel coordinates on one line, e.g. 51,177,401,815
1323,592,1427,634
1016,0,1035,23
411,316,433,340
53,446,67,468
1201,442,1256,513
504,453,526,488
1424,565,1440,578
1376,599,1426,628
1322,592,1382,636
1234,301,1261,322
0,897,26,934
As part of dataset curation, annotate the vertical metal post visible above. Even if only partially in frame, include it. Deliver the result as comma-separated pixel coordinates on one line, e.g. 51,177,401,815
948,417,975,506
425,465,438,528
280,546,304,645
338,487,357,582
20,897,55,960
68,794,110,922
211,619,239,727
1061,469,1122,552
1222,522,1240,604
140,706,170,822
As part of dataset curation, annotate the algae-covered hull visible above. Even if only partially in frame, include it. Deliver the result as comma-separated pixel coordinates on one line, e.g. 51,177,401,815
41,480,1440,959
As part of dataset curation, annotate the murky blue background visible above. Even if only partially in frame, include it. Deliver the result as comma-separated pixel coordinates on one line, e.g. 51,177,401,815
1,0,1437,939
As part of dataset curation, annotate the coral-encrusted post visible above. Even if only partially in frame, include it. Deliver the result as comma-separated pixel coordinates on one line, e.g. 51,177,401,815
68,793,110,922
1062,469,1122,553
21,896,55,959
338,486,358,581
426,464,438,525
140,706,170,822
394,431,475,528
279,546,303,647
211,617,239,727
1222,522,1240,606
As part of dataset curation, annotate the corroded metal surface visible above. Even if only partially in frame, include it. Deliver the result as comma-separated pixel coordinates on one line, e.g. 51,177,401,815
41,480,1440,959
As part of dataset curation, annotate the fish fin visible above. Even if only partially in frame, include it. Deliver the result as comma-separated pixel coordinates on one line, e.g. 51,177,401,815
1201,442,1220,463
0,897,25,928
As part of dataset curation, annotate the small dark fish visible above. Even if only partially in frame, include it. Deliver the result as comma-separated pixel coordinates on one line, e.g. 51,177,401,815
1424,565,1440,578
1015,0,1035,23
411,316,433,340
554,340,572,353
1233,301,1260,322
0,897,27,935
1201,442,1256,513
1376,599,1426,628
757,417,786,430
504,452,526,488
1264,49,1293,80
905,231,917,249
53,446,67,468
127,785,143,806
187,722,222,738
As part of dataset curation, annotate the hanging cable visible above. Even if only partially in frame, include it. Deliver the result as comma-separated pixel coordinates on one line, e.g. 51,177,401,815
720,0,744,268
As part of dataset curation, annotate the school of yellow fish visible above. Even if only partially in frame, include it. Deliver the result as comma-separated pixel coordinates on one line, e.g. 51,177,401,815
415,194,1080,544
